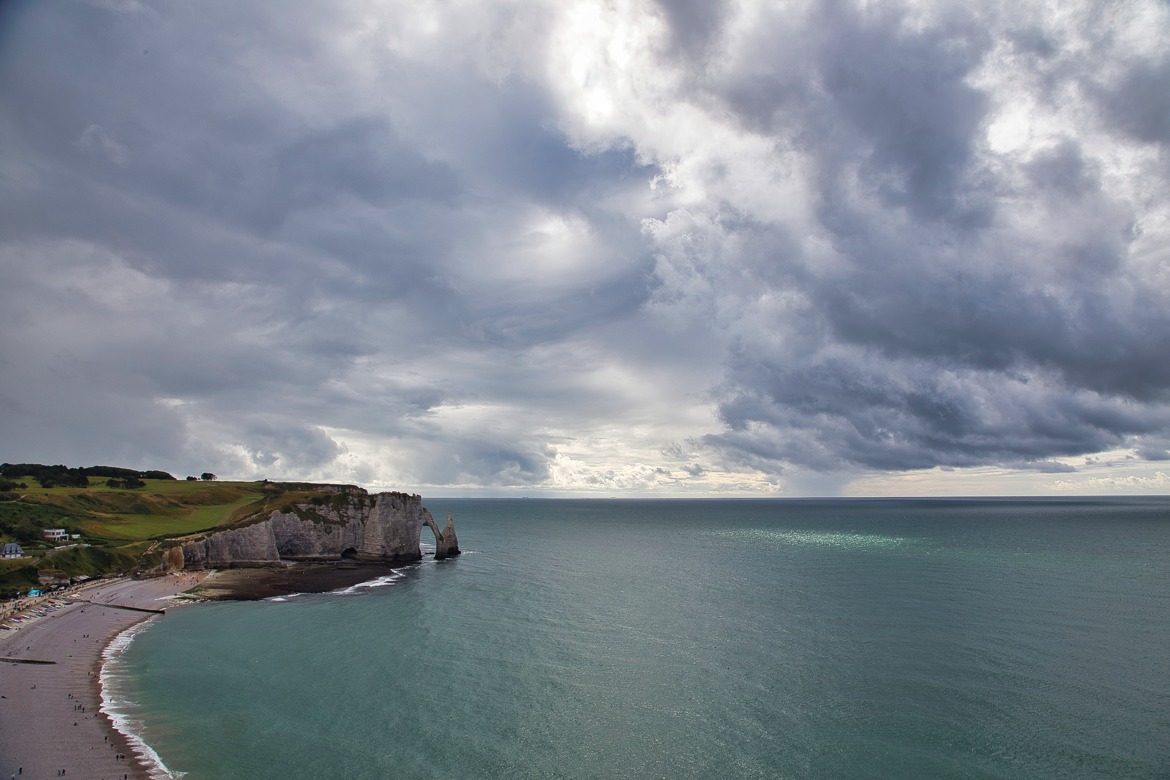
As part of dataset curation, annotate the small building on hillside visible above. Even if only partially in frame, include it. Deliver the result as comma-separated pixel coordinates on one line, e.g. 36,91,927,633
1,542,23,559
43,529,68,542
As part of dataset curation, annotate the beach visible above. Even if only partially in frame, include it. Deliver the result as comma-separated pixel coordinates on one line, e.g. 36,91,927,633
0,562,404,779
0,574,206,780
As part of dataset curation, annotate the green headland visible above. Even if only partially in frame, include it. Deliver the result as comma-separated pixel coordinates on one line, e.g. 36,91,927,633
0,463,348,595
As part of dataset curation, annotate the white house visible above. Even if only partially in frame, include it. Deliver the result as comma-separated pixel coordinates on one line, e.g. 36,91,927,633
43,528,68,542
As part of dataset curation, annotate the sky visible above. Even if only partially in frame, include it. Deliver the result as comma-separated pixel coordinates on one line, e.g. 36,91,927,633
1,0,1169,497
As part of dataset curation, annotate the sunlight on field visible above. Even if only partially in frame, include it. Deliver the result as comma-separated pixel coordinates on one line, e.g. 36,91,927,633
76,492,264,540
3,476,266,541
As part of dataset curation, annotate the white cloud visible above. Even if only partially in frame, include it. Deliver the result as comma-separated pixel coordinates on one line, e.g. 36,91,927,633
3,0,1170,495
1046,471,1170,493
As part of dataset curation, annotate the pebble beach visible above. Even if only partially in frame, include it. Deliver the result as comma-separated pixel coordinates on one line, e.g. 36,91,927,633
0,574,206,779
0,563,399,779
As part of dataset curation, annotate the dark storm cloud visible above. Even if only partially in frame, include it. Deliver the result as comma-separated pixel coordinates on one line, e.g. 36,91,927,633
651,0,731,58
810,3,993,224
1097,56,1170,145
274,119,460,211
665,0,1170,475
430,75,661,208
0,0,655,484
440,439,554,487
233,419,343,471
709,349,1168,473
2,0,1168,492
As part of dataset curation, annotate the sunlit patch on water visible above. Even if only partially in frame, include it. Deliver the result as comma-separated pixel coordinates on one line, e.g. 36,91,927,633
706,528,912,551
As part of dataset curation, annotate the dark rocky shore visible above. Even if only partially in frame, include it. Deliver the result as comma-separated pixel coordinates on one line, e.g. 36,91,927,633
191,562,408,601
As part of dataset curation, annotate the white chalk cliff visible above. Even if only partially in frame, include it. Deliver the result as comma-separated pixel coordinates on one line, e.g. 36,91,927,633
176,490,460,569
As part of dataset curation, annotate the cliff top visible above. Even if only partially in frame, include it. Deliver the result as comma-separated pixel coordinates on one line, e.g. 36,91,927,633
0,469,417,593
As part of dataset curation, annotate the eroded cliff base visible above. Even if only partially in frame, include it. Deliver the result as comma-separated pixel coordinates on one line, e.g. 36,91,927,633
177,489,453,570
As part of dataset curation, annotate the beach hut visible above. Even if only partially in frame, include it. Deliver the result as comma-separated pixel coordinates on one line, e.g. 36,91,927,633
27,589,42,597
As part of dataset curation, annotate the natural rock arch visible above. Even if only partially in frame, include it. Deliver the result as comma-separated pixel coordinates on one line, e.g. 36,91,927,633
176,492,461,569
424,511,461,560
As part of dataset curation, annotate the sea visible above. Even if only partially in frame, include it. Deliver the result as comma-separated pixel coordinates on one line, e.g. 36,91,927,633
101,498,1170,779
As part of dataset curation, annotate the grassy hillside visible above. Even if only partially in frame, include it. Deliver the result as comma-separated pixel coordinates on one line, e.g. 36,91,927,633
0,474,326,594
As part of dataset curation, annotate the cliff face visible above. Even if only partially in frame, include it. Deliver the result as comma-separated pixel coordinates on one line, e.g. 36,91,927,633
178,491,459,569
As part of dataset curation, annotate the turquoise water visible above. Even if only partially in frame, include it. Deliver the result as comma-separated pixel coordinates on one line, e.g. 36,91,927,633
109,498,1170,779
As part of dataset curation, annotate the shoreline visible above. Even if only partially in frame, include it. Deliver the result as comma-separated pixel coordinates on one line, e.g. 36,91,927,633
189,561,412,601
100,618,183,780
0,574,208,779
0,562,411,778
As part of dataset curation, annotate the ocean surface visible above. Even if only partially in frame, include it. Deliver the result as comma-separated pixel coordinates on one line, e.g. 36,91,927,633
104,498,1170,779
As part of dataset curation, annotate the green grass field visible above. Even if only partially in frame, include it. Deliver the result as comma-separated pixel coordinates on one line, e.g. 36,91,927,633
6,479,267,540
0,476,285,593
75,492,267,540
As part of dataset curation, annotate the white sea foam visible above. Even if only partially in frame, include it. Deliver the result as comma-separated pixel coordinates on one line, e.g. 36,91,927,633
266,592,303,602
100,618,187,779
330,569,405,595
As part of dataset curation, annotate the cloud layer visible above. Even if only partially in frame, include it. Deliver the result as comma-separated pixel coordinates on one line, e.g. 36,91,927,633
1,0,1168,494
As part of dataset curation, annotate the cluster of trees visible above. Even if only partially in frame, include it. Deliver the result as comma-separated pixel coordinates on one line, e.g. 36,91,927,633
85,465,175,481
0,478,28,493
0,465,90,488
105,477,146,489
186,473,217,481
0,463,176,489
